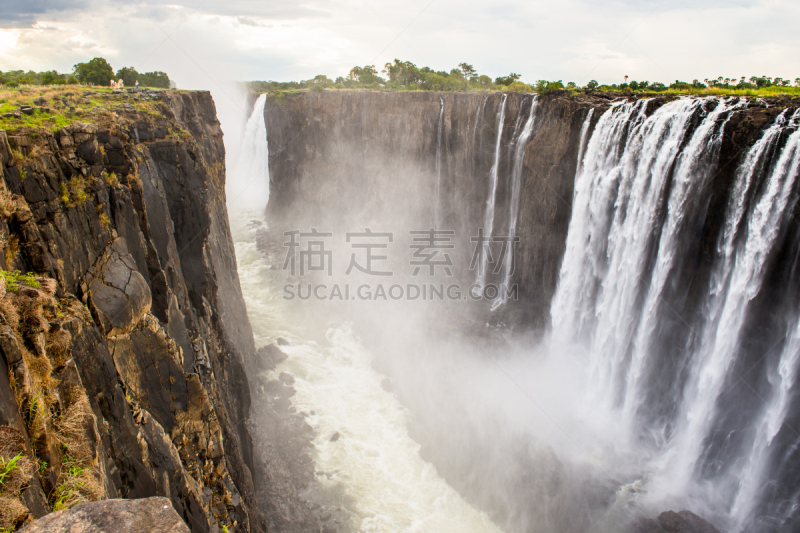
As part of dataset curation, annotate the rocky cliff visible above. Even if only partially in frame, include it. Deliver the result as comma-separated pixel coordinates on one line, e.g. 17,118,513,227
262,89,800,532
263,90,600,328
264,90,798,329
0,89,265,532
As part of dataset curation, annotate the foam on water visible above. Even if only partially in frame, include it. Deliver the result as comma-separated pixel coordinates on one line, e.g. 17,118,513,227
231,214,504,533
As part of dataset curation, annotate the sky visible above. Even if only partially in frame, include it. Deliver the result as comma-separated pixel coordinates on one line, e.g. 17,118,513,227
1,0,798,95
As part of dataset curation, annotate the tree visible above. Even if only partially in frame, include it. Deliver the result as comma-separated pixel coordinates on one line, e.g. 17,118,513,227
41,70,65,85
535,80,563,94
795,78,800,87
475,75,493,89
382,60,417,85
73,57,114,86
494,73,521,86
624,75,628,83
458,62,476,80
586,80,599,90
116,67,139,87
139,71,170,88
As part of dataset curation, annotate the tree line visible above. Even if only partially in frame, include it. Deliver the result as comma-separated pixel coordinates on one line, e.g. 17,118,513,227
249,59,800,95
0,57,171,89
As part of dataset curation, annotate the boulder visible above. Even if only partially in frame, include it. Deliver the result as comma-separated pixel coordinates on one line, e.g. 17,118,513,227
657,511,720,533
628,510,720,533
84,240,151,336
19,497,189,532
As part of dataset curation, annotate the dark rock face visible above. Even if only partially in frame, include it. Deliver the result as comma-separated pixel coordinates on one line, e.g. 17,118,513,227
247,343,351,533
20,497,190,532
629,510,720,533
263,91,789,332
0,91,265,532
263,91,597,329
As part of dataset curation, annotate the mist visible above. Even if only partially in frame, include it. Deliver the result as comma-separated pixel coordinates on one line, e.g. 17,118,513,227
218,87,800,533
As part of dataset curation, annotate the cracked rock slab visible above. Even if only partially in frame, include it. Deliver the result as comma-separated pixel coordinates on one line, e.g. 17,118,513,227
85,240,151,336
19,497,190,533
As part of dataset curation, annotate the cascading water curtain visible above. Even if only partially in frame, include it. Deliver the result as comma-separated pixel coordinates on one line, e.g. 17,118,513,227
551,98,800,530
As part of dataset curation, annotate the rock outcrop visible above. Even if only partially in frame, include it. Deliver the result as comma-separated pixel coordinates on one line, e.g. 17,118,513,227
20,497,190,532
0,90,264,532
629,510,720,533
263,90,797,330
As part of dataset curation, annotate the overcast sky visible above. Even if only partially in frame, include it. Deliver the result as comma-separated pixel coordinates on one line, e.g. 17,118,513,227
1,0,798,91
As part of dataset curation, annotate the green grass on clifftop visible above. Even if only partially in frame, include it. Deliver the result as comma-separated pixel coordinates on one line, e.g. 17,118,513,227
0,85,172,133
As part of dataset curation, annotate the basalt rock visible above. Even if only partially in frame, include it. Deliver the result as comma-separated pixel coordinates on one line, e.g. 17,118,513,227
20,497,190,533
0,90,265,532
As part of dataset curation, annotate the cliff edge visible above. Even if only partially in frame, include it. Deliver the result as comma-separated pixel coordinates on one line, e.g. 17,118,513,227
0,88,265,532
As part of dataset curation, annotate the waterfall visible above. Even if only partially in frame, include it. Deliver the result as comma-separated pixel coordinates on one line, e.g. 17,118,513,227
621,98,743,429
230,93,270,212
551,99,800,529
435,97,444,224
551,99,650,343
493,96,538,310
663,109,800,519
575,108,594,176
477,94,507,287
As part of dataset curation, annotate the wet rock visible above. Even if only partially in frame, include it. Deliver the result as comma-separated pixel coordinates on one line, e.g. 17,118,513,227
20,497,190,532
278,371,295,386
255,343,287,373
657,511,720,533
329,432,340,442
628,510,720,533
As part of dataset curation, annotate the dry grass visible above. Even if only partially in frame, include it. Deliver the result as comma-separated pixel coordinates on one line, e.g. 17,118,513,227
50,392,103,511
23,392,48,441
5,236,18,270
0,496,29,530
51,462,103,512
0,427,35,530
45,326,71,367
0,299,19,329
52,397,94,465
0,427,33,498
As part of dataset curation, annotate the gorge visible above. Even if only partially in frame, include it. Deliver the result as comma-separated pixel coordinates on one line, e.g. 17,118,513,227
239,89,800,533
1,85,799,533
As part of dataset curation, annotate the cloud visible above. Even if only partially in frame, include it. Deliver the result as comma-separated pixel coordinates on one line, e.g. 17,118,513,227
0,0,797,89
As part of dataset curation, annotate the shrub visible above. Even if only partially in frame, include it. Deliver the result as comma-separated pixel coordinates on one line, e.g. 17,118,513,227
534,80,564,94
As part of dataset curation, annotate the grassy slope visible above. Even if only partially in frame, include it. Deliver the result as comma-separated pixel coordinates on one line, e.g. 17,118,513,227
0,85,171,133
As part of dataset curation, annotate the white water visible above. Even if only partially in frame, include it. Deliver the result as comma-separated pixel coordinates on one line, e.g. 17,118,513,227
662,110,800,519
227,94,503,533
552,97,704,406
493,96,538,310
228,94,270,212
225,92,800,532
550,99,800,529
471,95,488,177
575,108,594,176
477,94,507,287
231,216,504,533
435,97,444,224
622,98,743,429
